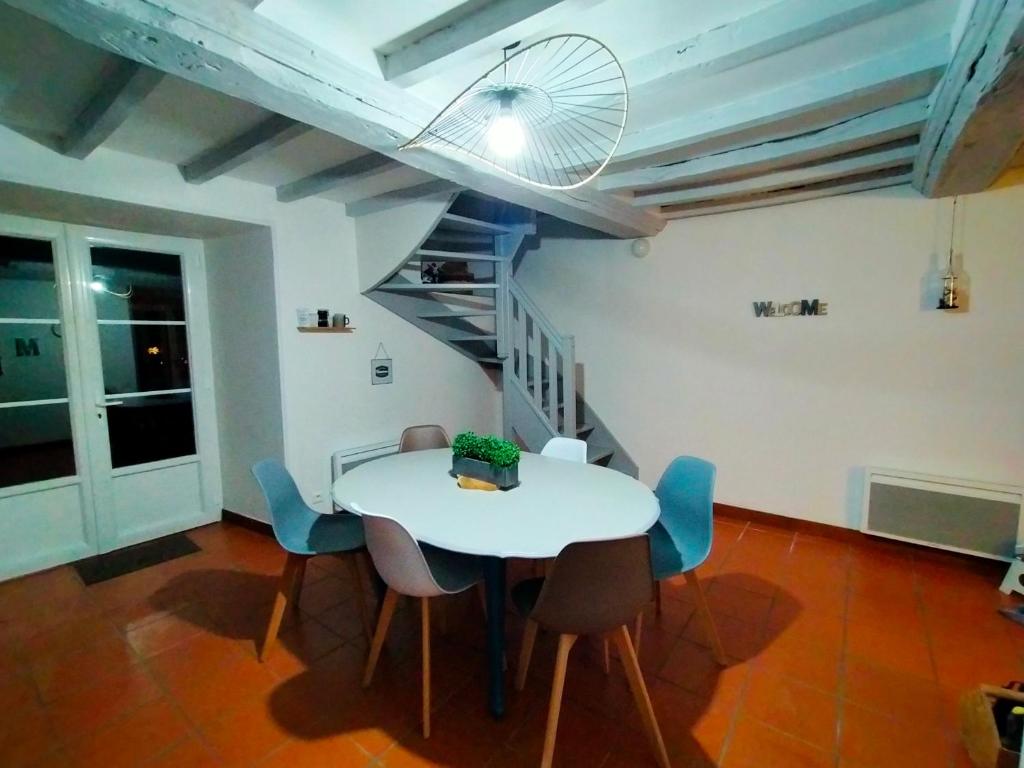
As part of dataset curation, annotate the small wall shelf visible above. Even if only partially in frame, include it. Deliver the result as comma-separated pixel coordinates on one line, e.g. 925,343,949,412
297,327,356,333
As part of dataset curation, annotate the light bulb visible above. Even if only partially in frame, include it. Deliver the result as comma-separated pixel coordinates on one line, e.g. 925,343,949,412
487,109,524,158
89,278,105,293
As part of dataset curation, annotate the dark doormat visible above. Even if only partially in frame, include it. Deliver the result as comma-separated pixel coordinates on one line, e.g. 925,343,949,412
73,532,201,585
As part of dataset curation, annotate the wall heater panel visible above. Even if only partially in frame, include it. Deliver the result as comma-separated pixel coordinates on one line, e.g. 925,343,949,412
862,468,1024,561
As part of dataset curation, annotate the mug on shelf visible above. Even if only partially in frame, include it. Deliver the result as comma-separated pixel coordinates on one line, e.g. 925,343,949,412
332,313,350,329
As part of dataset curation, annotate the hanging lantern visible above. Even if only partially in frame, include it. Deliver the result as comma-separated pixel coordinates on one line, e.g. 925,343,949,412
938,197,960,310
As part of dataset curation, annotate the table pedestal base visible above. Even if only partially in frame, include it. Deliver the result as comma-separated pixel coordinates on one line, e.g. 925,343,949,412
483,556,506,718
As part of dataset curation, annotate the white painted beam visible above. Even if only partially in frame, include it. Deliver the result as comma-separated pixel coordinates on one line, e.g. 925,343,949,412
180,115,310,183
9,0,662,238
276,153,399,202
62,59,163,159
376,0,601,86
609,36,948,172
600,99,928,193
627,0,929,91
913,0,1024,196
346,179,464,217
634,143,917,207
661,169,913,219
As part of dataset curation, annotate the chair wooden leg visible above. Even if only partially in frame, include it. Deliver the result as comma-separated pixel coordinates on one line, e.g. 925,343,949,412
516,619,539,691
612,626,671,768
634,611,644,660
654,581,662,616
291,557,307,610
685,570,727,666
421,596,431,739
362,587,400,687
346,551,374,643
541,634,577,768
260,553,304,662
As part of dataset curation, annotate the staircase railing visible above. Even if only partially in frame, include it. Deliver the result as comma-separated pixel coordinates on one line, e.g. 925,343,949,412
506,278,576,438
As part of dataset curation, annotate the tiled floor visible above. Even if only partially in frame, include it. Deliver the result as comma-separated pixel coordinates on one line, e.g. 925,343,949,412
1,517,1021,767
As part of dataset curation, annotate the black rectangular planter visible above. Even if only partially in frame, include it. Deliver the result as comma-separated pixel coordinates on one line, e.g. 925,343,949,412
451,455,519,490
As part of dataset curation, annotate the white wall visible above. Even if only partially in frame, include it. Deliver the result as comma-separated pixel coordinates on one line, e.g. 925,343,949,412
517,185,1024,528
204,228,285,520
0,126,501,521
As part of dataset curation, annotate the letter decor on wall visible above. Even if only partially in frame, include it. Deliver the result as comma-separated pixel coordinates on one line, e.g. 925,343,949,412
753,299,829,318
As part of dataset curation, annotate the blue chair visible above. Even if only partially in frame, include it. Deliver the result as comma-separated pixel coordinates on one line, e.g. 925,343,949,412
647,455,727,664
251,459,372,661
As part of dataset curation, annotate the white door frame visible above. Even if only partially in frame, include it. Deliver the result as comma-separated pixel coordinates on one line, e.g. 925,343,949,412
67,226,222,552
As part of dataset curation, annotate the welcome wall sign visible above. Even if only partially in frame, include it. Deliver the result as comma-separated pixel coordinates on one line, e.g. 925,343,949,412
753,299,828,317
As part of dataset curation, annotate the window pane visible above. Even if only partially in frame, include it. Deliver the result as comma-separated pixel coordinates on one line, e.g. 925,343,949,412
91,247,185,322
0,323,68,403
99,325,190,395
0,404,76,487
107,394,196,468
0,235,59,319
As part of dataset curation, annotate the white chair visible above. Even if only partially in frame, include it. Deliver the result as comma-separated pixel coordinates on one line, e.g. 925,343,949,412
540,436,588,463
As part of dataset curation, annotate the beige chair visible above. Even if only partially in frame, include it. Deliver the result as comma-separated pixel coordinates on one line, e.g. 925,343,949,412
399,424,450,452
360,511,482,738
513,536,671,768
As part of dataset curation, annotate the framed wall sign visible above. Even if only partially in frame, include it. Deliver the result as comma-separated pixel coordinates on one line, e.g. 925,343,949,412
371,342,393,385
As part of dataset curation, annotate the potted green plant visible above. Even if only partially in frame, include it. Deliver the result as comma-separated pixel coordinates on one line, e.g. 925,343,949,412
451,431,520,490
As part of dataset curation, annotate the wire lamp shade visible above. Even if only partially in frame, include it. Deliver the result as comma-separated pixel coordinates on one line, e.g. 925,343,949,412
401,35,628,190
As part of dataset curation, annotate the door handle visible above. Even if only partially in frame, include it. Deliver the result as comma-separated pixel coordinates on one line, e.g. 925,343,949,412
96,400,124,408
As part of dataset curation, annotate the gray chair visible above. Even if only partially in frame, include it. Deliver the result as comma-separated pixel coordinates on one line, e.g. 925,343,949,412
399,424,451,453
360,511,483,739
513,536,671,768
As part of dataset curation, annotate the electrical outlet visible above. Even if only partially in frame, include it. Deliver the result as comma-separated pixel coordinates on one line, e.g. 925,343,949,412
311,492,324,505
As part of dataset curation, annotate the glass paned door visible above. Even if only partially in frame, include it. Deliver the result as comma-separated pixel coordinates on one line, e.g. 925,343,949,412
73,228,220,554
0,217,97,581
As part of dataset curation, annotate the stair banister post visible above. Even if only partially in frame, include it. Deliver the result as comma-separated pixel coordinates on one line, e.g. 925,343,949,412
561,334,576,438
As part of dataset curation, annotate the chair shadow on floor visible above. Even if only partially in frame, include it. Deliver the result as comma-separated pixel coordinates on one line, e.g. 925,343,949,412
150,566,799,767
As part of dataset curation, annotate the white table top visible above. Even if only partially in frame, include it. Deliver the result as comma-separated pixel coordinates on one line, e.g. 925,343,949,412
331,449,660,558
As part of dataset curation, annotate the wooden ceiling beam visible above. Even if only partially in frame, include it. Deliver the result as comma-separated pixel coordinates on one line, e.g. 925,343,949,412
376,0,602,86
346,179,464,217
62,58,162,159
913,0,1024,196
599,99,928,193
180,114,311,184
276,152,400,203
626,0,930,93
8,0,662,238
633,143,917,208
660,167,913,219
609,35,948,172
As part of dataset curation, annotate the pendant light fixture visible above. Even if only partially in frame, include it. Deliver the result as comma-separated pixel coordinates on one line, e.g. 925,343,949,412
938,196,960,310
401,35,628,190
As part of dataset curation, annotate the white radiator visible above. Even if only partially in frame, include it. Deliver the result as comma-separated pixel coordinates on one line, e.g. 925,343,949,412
861,467,1024,561
330,440,399,511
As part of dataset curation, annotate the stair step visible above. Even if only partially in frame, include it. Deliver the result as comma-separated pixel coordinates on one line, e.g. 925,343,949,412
416,249,502,262
418,309,497,319
438,213,513,235
425,232,495,245
587,446,614,464
450,333,498,342
378,282,498,293
576,423,595,437
475,356,504,365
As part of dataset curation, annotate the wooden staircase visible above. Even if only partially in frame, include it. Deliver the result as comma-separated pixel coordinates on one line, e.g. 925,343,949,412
360,191,637,476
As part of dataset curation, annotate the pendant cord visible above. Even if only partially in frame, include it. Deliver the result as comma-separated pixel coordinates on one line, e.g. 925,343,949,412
948,196,958,273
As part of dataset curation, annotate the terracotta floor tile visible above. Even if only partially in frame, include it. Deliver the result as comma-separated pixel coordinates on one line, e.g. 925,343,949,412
199,695,292,766
0,699,58,768
658,639,749,707
63,697,191,768
145,734,224,767
295,575,351,616
845,621,935,679
162,652,277,726
741,667,839,751
706,580,775,626
125,603,208,658
257,734,371,767
29,633,140,702
315,598,369,642
722,716,834,768
843,654,947,726
839,701,952,768
46,664,163,744
753,634,842,692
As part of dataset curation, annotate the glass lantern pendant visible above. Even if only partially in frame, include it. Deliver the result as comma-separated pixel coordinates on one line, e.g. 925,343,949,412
938,197,960,310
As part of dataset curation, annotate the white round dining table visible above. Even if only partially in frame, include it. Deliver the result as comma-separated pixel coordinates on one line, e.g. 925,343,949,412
330,448,660,718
